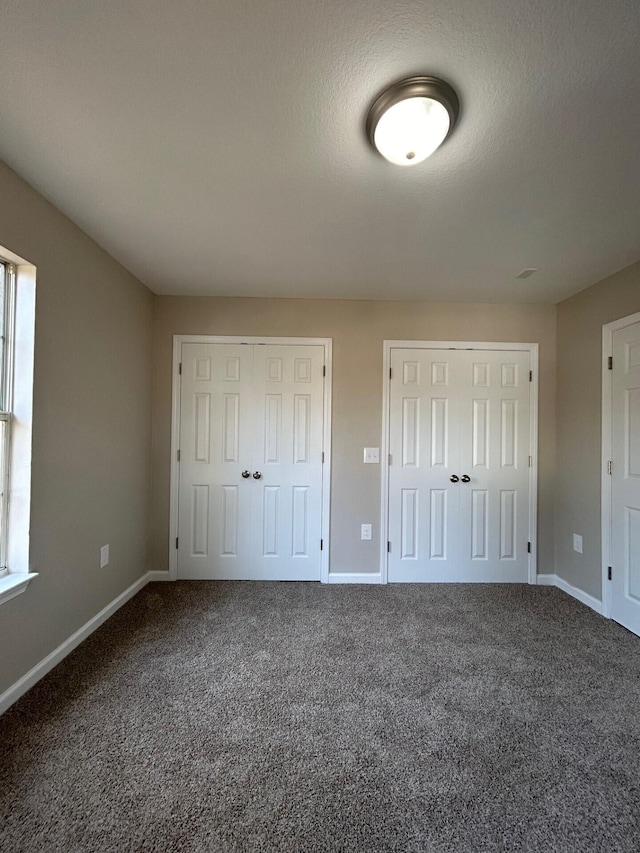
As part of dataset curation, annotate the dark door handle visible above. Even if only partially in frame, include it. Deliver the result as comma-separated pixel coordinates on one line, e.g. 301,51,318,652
241,470,251,479
450,475,459,483
461,474,471,483
253,471,262,480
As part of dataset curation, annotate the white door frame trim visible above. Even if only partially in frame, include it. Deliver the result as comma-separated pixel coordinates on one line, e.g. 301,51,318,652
601,311,640,618
169,335,333,582
380,340,539,584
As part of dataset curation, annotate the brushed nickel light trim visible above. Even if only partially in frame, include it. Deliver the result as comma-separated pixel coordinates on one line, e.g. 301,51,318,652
366,76,460,165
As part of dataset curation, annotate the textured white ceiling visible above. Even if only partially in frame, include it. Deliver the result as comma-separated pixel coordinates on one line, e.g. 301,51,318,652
0,0,639,303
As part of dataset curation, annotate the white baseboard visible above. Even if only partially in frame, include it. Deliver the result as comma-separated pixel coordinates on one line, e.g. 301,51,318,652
327,572,383,584
554,575,604,615
0,571,152,716
536,573,604,615
147,570,172,582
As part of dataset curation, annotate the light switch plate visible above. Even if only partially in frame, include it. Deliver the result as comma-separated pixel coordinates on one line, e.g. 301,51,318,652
100,544,110,568
573,534,583,554
361,524,372,540
363,447,380,464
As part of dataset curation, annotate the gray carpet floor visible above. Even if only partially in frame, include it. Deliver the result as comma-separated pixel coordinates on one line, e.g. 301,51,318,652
1,582,640,852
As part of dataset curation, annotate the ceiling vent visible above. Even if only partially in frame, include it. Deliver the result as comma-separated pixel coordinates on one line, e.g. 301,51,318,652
516,268,538,279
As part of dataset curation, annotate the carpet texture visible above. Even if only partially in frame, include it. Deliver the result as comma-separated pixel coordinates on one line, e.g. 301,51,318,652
1,582,640,852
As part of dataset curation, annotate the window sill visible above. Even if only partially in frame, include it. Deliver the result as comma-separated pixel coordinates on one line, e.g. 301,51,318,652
0,572,38,606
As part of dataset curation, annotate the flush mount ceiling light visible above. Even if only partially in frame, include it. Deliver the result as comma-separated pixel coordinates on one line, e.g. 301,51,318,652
366,76,459,166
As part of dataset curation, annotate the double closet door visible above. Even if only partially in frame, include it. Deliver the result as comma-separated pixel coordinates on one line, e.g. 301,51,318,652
388,347,532,582
177,342,326,580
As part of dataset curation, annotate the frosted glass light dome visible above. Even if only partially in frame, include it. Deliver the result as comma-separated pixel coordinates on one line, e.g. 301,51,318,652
366,76,459,166
374,97,451,166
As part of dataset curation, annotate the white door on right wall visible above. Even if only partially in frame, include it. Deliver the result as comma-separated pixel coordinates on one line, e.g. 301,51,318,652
611,320,640,634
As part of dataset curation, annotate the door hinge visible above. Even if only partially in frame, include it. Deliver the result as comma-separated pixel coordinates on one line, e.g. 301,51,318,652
608,460,612,475
389,367,392,379
527,541,531,553
322,452,325,463
388,453,392,465
529,455,532,467
323,365,326,377
179,362,182,375
608,566,612,581
608,356,613,370
177,449,181,462
529,370,533,382
387,541,391,553
320,539,323,551
175,537,179,549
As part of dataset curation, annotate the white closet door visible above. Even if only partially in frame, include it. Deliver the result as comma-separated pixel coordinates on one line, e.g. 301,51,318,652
178,343,254,579
251,345,325,580
456,351,531,582
387,347,531,582
611,321,640,634
177,342,325,580
388,349,462,581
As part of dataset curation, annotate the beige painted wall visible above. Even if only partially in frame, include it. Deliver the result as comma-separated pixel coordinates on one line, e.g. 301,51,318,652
0,161,153,696
152,297,556,577
555,261,640,600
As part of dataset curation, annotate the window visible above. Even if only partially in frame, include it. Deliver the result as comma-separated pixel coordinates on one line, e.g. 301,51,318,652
0,248,36,605
0,260,15,574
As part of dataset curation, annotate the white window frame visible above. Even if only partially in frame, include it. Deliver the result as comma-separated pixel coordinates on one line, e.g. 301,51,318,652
0,247,37,606
0,260,16,575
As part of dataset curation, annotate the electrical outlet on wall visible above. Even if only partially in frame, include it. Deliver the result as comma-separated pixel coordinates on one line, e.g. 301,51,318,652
361,524,372,540
572,534,583,554
100,544,110,568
